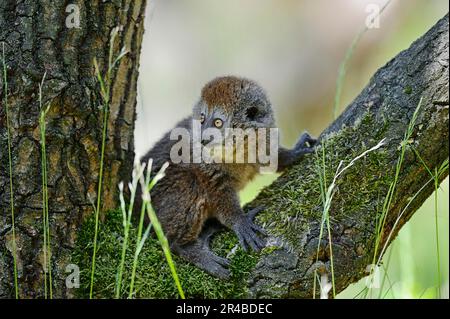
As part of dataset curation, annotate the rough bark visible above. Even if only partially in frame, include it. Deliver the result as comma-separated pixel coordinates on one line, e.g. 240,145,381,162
0,0,146,298
245,14,449,298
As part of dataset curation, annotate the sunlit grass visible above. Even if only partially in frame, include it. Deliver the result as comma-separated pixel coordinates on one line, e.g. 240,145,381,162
139,161,185,299
115,164,144,298
378,247,395,299
413,151,448,298
115,160,185,299
127,160,154,298
2,42,19,299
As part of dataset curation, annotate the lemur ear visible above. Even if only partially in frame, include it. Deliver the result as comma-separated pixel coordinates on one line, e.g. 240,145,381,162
246,106,259,120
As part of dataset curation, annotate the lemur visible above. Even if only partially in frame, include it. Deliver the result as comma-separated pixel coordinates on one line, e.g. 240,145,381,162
139,76,316,278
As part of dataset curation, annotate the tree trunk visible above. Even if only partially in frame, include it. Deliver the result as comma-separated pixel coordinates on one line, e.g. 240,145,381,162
246,14,449,298
0,0,146,298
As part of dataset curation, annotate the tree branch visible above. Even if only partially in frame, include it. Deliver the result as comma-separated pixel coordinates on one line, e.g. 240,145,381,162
245,14,449,298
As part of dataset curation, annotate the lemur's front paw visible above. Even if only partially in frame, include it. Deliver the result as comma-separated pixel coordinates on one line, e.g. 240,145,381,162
232,206,267,252
294,132,318,155
297,131,317,148
305,135,318,148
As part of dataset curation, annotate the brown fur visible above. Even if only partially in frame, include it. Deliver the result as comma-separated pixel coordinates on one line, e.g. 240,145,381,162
201,76,255,113
138,77,317,279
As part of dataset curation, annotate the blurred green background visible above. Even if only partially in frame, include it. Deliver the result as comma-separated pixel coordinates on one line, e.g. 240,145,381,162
135,0,449,298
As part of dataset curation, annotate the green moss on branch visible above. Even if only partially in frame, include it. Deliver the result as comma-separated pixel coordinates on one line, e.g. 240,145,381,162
72,210,258,298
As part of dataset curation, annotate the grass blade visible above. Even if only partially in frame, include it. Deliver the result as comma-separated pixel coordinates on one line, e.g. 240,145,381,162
2,41,19,299
371,98,423,277
39,72,53,299
314,139,386,298
89,27,128,298
137,162,185,299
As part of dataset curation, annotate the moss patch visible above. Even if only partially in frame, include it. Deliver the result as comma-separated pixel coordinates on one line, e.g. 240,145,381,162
72,210,258,298
252,111,393,256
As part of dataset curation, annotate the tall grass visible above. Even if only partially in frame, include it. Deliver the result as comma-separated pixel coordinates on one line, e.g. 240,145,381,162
363,164,447,298
313,138,386,298
139,162,185,299
2,42,19,299
38,72,52,299
115,163,145,298
127,160,154,298
332,0,392,119
370,99,423,278
313,143,334,298
89,27,128,299
115,160,185,299
378,247,395,299
413,151,448,298
356,98,430,299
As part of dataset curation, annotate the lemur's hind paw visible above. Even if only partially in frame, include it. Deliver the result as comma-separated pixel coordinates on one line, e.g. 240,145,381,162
173,241,231,279
199,223,224,248
233,206,267,252
247,206,267,236
201,251,231,279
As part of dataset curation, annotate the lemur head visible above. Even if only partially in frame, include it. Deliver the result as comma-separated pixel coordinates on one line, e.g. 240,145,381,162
193,76,276,134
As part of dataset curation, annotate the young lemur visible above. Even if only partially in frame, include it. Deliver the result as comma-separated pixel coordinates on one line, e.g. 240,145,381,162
140,76,316,279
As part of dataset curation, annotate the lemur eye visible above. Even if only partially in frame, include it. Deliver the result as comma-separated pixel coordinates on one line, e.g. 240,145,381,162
200,113,205,124
214,118,223,128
